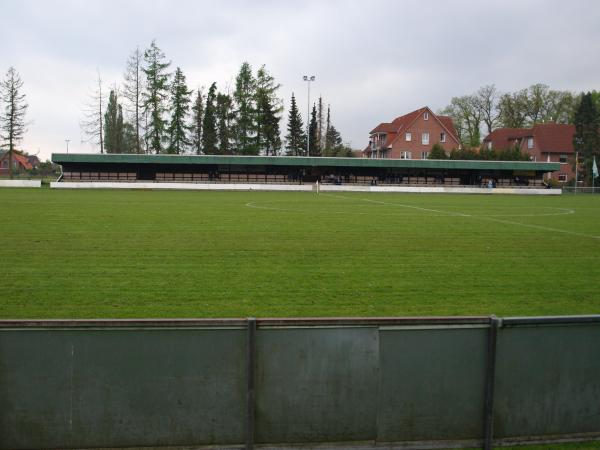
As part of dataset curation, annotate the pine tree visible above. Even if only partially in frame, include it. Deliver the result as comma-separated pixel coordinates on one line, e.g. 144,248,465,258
323,105,351,157
123,47,144,153
233,62,257,155
255,65,282,156
202,83,218,155
317,96,324,153
573,92,600,184
190,89,204,155
308,104,319,156
167,67,192,154
122,122,137,153
285,94,306,156
142,40,171,154
325,124,343,155
104,90,125,153
216,93,233,155
0,67,28,179
324,105,332,154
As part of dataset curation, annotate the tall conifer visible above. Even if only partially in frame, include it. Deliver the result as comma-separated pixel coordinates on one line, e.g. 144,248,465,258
142,40,170,154
308,104,319,156
573,92,600,184
190,89,204,155
285,94,306,156
255,65,282,156
233,62,256,154
168,67,192,154
216,93,233,155
202,83,218,154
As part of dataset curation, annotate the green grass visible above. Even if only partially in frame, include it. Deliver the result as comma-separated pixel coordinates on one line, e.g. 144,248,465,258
1,188,599,319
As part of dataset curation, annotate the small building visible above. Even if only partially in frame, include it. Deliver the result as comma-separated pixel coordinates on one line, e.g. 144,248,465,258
483,124,575,183
364,107,461,159
0,150,33,175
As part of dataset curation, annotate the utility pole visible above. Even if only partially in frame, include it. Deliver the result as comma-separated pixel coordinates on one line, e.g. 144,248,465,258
65,139,70,154
302,75,315,156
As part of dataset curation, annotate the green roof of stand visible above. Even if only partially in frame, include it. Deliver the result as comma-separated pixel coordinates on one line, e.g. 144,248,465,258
51,153,560,171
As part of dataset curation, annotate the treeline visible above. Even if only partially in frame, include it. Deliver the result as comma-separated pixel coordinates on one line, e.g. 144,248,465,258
82,40,351,157
428,143,529,161
439,84,597,148
285,94,352,157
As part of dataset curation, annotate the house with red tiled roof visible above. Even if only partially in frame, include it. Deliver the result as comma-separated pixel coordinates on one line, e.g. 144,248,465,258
364,107,460,159
0,150,34,175
483,123,575,183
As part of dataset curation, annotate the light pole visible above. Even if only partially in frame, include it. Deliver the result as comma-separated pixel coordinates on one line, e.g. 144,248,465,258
65,139,70,154
303,75,315,156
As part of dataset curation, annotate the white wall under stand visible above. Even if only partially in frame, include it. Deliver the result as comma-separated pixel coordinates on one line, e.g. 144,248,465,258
0,180,42,188
318,184,562,195
50,181,562,195
50,182,314,192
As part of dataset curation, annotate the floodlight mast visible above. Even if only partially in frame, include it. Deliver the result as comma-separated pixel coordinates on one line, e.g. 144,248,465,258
303,75,315,157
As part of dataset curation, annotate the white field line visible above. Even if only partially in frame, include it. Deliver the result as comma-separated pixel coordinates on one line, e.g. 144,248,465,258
322,193,472,217
322,193,600,241
245,201,452,217
471,215,600,240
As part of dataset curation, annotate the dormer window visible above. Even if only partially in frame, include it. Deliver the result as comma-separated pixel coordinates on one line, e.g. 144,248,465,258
424,112,429,120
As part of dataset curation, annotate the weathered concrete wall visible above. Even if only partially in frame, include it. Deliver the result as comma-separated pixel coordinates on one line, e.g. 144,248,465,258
0,317,598,449
49,181,561,195
50,181,313,191
318,184,562,195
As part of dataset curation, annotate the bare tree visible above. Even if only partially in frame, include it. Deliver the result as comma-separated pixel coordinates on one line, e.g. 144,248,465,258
80,70,105,153
0,67,28,179
475,84,500,135
498,89,529,128
123,47,144,153
442,95,482,148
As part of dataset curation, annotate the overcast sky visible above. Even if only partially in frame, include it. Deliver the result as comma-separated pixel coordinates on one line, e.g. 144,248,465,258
2,0,600,160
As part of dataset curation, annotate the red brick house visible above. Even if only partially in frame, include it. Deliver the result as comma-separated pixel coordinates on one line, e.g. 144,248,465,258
364,107,460,159
0,150,34,175
483,123,575,183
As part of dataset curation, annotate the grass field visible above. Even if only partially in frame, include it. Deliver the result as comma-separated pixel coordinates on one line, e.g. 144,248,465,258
1,188,599,319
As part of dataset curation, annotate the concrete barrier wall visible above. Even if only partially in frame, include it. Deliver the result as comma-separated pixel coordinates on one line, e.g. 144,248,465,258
49,181,561,195
50,181,313,191
318,184,562,195
0,317,598,449
0,179,41,188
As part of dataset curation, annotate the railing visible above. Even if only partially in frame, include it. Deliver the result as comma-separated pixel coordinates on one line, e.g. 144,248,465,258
562,186,600,194
1,315,599,450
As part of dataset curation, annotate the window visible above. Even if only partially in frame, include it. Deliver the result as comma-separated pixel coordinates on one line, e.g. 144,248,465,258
440,132,446,143
527,137,534,149
421,132,429,145
558,174,568,182
400,151,412,160
421,151,429,160
487,141,492,150
424,112,429,120
405,132,412,142
559,154,568,163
